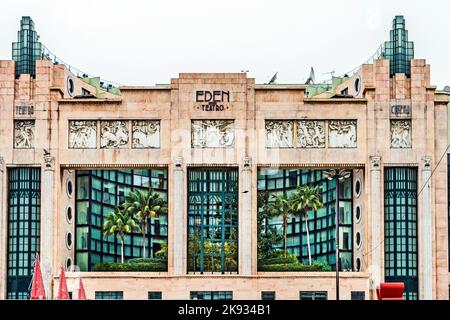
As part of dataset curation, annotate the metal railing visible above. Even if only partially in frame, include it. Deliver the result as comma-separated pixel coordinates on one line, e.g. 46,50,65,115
40,45,122,90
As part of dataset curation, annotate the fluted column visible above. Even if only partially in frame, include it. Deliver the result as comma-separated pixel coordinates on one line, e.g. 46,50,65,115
41,154,55,298
172,156,185,275
369,156,382,295
239,156,252,275
420,156,433,300
0,157,5,299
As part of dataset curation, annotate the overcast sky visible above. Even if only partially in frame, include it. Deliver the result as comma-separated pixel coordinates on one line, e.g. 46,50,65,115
1,0,449,88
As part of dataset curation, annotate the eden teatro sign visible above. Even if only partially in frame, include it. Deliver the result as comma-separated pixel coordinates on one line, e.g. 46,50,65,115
195,90,230,111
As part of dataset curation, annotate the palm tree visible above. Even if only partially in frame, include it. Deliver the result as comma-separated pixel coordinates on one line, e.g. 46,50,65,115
124,188,167,258
291,185,324,265
103,206,141,263
267,193,292,258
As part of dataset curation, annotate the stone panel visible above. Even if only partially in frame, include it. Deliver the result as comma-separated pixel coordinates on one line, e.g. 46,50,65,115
132,120,160,149
191,120,234,148
68,120,97,149
14,120,35,149
100,120,129,149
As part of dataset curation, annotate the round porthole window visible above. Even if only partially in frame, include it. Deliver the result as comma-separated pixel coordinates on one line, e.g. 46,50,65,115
67,77,74,97
356,258,361,272
66,205,73,223
66,179,73,198
354,76,361,95
355,179,362,198
356,232,362,248
66,232,73,249
355,205,362,223
66,258,72,271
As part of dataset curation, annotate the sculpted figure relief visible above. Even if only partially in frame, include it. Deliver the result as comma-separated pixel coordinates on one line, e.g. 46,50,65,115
132,120,160,148
192,120,234,148
297,120,325,148
390,120,411,148
14,120,35,149
69,120,97,149
100,121,129,149
328,120,357,148
265,121,293,148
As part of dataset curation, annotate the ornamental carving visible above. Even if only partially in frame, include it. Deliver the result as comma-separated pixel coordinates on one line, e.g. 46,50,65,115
100,121,129,149
132,120,160,149
68,120,97,149
297,120,325,148
328,120,357,148
265,121,293,148
390,120,411,148
191,120,234,148
14,120,35,149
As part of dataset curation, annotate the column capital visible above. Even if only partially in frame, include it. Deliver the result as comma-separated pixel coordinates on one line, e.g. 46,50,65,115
369,156,381,170
242,156,252,171
43,154,55,172
174,156,184,171
0,156,4,173
421,156,432,171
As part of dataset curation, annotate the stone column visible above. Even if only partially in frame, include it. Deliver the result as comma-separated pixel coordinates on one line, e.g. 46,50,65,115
0,157,5,299
239,156,252,275
369,156,382,295
41,154,55,298
172,156,185,275
420,156,433,300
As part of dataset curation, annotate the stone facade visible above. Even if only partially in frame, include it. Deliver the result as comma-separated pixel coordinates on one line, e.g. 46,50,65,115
0,56,449,300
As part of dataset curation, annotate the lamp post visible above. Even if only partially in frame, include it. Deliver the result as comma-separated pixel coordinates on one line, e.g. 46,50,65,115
323,169,351,301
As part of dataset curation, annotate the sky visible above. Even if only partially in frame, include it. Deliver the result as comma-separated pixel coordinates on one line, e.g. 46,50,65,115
1,0,449,88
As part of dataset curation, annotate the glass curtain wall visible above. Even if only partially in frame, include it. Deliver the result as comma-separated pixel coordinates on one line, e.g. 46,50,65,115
187,168,239,274
7,167,41,299
257,168,353,270
75,169,168,271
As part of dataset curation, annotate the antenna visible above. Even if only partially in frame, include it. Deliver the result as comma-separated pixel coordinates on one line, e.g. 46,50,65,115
305,67,315,84
323,70,335,77
267,72,278,84
444,86,450,93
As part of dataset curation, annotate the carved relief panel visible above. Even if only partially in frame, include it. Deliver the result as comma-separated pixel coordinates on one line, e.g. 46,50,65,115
100,121,129,149
265,121,293,148
328,120,357,148
191,120,234,148
132,120,160,149
390,120,411,148
297,120,325,148
68,120,97,149
14,120,35,149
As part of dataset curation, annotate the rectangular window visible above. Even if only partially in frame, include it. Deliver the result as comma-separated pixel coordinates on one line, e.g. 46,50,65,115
7,167,40,299
95,291,124,300
187,168,238,274
351,291,365,300
190,291,233,300
384,167,418,300
299,291,328,300
257,169,353,270
261,291,276,300
74,169,168,271
148,291,162,300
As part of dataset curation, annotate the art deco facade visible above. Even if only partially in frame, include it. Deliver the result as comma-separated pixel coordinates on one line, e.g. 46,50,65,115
0,16,449,300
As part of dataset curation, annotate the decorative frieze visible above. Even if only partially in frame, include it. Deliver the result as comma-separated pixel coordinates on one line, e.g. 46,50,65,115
265,121,293,148
69,120,97,149
297,120,325,148
100,121,129,149
191,120,234,148
328,120,357,148
390,120,411,148
14,120,35,149
265,120,357,149
132,120,160,148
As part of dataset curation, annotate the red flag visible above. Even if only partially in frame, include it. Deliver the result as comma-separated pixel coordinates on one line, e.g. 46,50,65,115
57,266,70,300
30,253,46,300
78,278,87,300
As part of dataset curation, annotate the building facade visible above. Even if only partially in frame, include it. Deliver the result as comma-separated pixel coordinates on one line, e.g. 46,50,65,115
0,16,448,300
